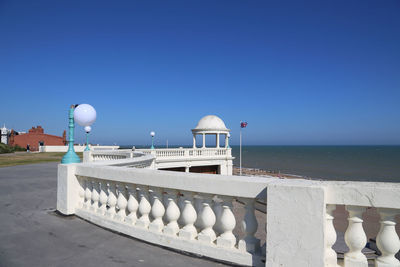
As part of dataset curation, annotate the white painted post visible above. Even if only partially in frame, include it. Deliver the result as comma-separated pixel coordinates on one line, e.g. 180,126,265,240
57,163,79,215
163,189,181,236
126,185,139,225
376,208,400,267
238,198,260,253
202,133,206,148
136,186,151,228
179,192,197,240
325,204,339,267
115,183,128,221
266,181,326,266
344,206,367,267
97,181,108,215
149,188,165,232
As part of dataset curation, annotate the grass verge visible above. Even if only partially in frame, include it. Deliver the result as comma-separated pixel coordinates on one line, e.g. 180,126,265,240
0,152,83,168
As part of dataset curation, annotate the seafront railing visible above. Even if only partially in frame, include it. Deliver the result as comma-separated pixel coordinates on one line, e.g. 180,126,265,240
57,156,400,266
58,162,267,266
137,147,231,158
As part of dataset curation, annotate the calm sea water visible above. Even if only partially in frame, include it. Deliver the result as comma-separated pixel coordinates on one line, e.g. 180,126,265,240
231,146,400,182
120,145,400,182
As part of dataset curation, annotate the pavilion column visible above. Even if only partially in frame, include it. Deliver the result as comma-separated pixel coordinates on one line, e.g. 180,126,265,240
193,135,196,148
202,133,206,148
216,133,220,148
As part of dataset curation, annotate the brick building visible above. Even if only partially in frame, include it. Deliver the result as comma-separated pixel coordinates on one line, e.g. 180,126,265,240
9,126,66,151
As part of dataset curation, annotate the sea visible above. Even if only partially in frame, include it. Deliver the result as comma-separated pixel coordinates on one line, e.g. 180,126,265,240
231,145,400,182
120,145,400,182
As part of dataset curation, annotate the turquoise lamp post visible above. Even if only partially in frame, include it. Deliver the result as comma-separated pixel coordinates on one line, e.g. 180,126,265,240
74,104,96,152
150,131,155,149
61,105,81,164
84,126,91,151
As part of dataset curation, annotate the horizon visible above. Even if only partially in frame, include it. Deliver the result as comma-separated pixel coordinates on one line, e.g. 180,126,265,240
1,1,400,146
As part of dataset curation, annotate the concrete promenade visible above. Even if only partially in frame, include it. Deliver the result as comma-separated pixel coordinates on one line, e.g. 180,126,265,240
0,162,227,267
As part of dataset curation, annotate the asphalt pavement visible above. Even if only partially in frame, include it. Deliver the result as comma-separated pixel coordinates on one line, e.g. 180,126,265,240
0,162,227,267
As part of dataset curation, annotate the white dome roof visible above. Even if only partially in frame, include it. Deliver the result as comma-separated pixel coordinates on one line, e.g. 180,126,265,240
192,115,229,132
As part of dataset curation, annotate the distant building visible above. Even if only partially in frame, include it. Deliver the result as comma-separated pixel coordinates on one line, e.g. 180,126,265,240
9,126,66,151
1,124,11,144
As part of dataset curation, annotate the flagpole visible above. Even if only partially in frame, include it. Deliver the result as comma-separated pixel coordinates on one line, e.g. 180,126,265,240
240,123,242,176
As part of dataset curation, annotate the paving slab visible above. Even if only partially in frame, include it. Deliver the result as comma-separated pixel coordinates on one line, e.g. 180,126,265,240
0,162,228,267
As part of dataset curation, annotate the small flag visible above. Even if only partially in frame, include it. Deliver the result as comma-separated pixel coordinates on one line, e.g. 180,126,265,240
240,122,248,128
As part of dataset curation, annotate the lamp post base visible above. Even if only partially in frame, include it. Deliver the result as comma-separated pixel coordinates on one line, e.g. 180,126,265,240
61,150,81,164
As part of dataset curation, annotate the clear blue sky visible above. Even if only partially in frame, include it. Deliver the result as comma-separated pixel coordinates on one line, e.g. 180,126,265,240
1,0,399,146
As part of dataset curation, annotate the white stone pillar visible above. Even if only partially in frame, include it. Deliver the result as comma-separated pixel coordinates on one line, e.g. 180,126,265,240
179,191,197,240
344,206,368,267
376,208,400,267
149,188,165,232
115,183,128,221
126,185,139,225
193,134,196,148
136,186,151,228
97,181,108,215
202,133,206,148
266,181,326,266
57,164,80,215
216,133,220,148
163,189,181,236
325,204,339,267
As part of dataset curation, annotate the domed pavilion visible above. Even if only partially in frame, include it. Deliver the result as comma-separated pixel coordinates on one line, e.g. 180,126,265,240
191,115,230,148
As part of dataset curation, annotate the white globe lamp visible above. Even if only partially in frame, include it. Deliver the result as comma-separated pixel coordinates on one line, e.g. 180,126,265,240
74,104,96,151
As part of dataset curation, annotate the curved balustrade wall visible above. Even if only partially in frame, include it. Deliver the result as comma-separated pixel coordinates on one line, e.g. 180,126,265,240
57,160,400,266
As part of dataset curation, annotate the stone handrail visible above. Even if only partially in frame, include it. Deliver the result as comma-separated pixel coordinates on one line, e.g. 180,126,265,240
57,162,400,266
137,147,232,159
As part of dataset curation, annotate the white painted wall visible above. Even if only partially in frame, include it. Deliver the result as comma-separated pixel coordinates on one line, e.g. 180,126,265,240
40,145,119,152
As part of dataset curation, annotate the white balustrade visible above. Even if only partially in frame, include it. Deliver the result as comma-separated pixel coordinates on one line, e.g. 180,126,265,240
59,159,400,267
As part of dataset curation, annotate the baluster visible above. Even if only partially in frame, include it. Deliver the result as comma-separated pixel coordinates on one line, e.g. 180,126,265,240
238,198,260,253
115,183,128,221
179,191,197,240
194,194,204,229
216,196,236,248
212,196,223,235
344,206,367,267
126,185,139,225
78,177,85,208
325,204,339,267
149,188,166,232
83,178,92,209
97,181,108,215
136,186,151,228
375,208,400,267
90,180,99,212
105,183,117,219
163,189,181,236
198,194,217,244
